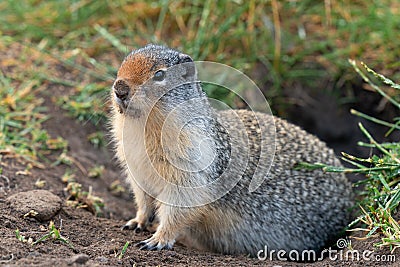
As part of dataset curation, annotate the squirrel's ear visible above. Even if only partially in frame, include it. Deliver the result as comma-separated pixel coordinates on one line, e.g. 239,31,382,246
178,53,193,63
178,54,195,78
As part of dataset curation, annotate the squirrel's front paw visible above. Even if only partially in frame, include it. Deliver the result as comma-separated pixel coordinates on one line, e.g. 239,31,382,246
136,233,175,251
121,212,157,233
121,218,145,233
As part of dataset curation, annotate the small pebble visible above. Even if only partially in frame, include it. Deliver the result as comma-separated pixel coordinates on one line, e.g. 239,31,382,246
3,220,12,228
27,251,40,258
6,190,62,221
165,251,177,257
96,256,109,263
68,254,89,265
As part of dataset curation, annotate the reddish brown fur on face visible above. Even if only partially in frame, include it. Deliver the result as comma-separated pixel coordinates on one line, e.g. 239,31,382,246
117,53,166,87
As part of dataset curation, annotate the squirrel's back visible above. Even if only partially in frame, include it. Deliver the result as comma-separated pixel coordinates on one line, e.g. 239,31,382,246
181,109,353,254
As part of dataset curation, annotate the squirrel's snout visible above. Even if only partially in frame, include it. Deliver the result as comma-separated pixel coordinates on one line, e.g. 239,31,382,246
114,79,130,101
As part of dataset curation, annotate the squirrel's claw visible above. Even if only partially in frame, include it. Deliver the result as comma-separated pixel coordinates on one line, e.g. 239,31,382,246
122,212,158,233
136,236,175,251
121,219,154,233
121,220,142,232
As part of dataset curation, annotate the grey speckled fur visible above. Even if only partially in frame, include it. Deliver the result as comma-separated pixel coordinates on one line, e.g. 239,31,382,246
110,44,354,257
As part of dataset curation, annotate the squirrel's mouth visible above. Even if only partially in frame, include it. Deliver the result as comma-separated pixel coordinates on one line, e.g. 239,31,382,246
113,94,128,114
114,94,148,118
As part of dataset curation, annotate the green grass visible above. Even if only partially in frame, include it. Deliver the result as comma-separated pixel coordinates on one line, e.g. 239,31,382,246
0,55,68,166
117,241,130,260
32,221,74,249
300,62,400,252
1,0,399,121
16,221,74,249
15,229,29,243
56,83,108,125
65,180,105,217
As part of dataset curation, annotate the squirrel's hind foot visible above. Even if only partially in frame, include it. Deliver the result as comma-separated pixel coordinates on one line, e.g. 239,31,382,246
136,234,175,251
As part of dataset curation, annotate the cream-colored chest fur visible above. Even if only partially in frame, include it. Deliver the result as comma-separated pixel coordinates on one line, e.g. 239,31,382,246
112,112,162,196
112,109,216,202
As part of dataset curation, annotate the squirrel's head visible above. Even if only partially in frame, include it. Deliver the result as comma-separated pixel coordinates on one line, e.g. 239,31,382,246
112,44,202,118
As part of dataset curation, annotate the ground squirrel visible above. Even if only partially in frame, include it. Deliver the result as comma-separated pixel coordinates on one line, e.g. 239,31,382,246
110,44,353,256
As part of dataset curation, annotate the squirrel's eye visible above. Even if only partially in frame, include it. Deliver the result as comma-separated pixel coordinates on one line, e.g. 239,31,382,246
153,70,166,81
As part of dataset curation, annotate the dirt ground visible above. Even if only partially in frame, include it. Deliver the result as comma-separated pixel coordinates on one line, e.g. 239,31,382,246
1,49,399,267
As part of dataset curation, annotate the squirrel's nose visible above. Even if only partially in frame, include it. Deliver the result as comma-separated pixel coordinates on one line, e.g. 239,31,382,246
114,79,130,101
